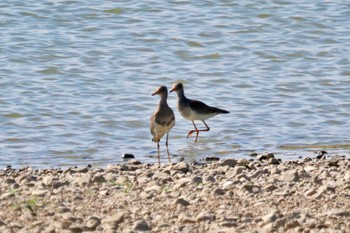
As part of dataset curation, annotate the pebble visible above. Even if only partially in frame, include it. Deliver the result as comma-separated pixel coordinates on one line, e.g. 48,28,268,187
173,198,190,206
196,212,216,222
172,162,190,173
133,220,151,231
0,157,349,232
219,159,237,167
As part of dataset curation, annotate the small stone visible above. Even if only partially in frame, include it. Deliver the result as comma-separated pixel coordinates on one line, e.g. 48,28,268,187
122,153,135,159
103,212,125,226
249,153,258,157
196,212,216,222
264,184,278,192
179,213,196,224
92,174,106,183
222,181,234,189
68,225,83,233
316,151,327,160
85,216,100,230
4,178,16,184
174,177,192,188
31,189,48,197
191,176,203,184
281,169,299,182
219,159,237,167
262,211,278,224
133,220,150,231
203,175,215,184
173,162,190,173
258,153,274,161
305,188,317,197
327,209,350,217
205,156,220,162
285,220,300,230
240,184,261,193
72,175,91,186
213,188,225,196
128,159,141,165
269,158,281,165
173,198,190,206
1,192,15,200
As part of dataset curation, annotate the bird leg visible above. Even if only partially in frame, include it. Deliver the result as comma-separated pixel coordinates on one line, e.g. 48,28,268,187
157,142,160,165
187,121,210,142
165,133,171,163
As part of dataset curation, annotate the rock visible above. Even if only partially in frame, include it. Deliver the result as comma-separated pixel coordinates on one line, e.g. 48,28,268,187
128,159,141,165
203,175,215,184
213,188,225,196
173,162,190,173
85,216,100,230
133,220,151,231
103,212,125,226
240,184,261,194
205,156,220,162
179,213,196,224
153,172,172,183
285,220,300,230
191,176,203,184
269,158,281,165
68,225,83,233
222,181,234,189
258,153,274,161
316,151,327,160
264,184,278,192
42,176,55,186
281,169,299,182
72,175,90,186
262,211,278,224
196,212,216,222
327,209,350,217
173,198,190,206
1,192,15,200
219,159,237,167
174,177,192,188
122,153,135,159
3,178,16,184
305,188,317,197
31,189,48,197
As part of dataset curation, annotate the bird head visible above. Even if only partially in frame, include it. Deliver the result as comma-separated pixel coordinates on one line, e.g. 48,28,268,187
152,86,168,96
170,82,183,93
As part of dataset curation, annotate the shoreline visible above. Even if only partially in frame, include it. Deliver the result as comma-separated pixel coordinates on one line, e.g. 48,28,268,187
1,156,349,232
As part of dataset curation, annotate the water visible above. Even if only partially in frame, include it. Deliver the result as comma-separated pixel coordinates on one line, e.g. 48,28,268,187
1,0,350,168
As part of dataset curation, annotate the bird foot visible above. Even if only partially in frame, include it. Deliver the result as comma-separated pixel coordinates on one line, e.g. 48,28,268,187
187,130,198,139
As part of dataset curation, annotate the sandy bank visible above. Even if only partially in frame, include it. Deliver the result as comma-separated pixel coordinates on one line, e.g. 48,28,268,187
0,156,349,233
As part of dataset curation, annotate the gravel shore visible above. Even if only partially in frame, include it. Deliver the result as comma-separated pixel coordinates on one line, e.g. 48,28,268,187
0,156,349,233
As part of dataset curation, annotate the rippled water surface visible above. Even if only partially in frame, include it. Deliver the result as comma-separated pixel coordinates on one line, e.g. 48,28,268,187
1,0,350,168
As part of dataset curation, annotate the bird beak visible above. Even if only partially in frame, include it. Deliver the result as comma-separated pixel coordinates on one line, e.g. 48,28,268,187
169,87,175,93
151,90,159,96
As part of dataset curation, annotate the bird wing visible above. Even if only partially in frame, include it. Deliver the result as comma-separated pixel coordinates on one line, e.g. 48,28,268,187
189,99,229,114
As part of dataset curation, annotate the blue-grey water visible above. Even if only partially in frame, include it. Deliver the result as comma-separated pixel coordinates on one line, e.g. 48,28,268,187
1,0,350,168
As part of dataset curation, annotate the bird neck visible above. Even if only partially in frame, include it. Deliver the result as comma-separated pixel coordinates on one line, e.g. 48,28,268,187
177,89,186,100
159,94,169,107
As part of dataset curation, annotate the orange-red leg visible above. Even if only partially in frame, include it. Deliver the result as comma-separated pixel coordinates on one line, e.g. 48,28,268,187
187,121,210,142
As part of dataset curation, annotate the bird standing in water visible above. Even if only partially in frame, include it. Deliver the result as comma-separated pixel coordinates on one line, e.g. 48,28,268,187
150,86,175,164
170,83,229,142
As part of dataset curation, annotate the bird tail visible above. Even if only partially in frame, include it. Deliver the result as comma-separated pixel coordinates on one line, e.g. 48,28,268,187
213,107,229,114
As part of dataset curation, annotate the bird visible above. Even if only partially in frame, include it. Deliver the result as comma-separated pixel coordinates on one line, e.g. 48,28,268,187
150,86,175,164
170,82,229,142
